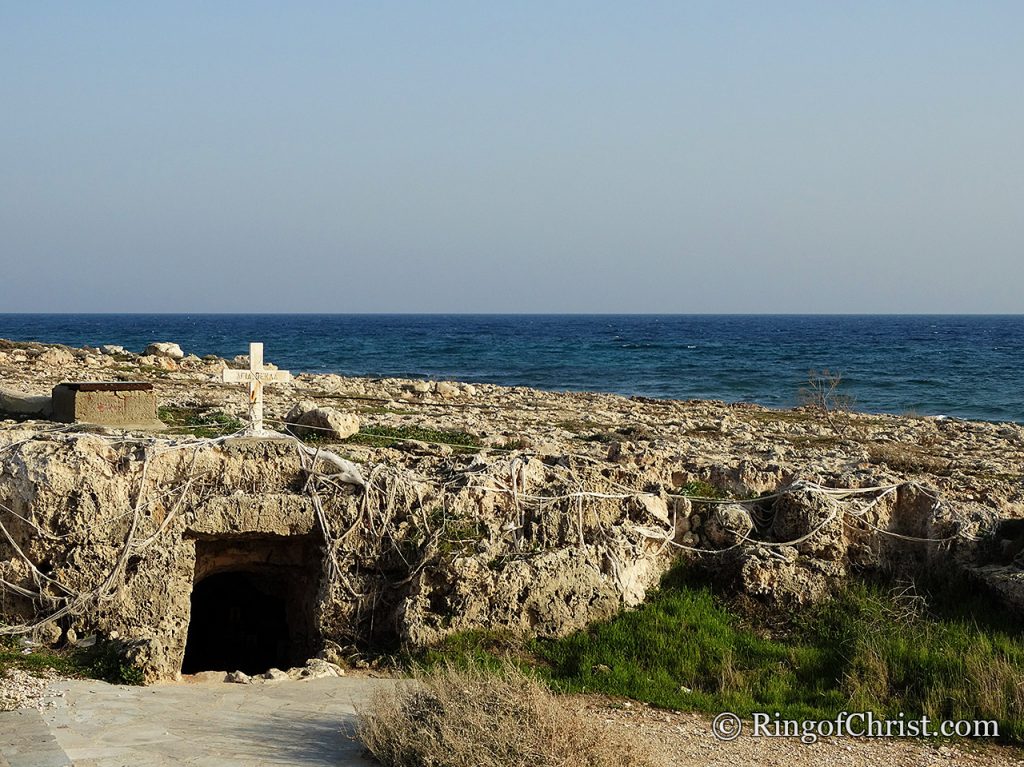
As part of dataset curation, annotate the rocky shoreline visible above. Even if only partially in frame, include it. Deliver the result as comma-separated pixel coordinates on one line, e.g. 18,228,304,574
0,337,1023,680
2,336,1022,515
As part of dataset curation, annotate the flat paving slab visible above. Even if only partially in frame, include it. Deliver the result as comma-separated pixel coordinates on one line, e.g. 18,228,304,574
0,676,390,767
0,709,70,767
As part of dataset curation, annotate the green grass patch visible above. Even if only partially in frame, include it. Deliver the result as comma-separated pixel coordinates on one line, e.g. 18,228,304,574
346,425,482,453
157,406,243,438
675,480,729,499
414,630,524,671
415,565,1024,742
0,637,144,686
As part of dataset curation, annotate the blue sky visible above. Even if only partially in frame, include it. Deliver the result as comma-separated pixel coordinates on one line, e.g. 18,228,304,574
2,2,1021,312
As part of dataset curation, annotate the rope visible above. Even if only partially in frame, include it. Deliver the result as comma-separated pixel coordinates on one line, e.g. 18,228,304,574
0,425,978,640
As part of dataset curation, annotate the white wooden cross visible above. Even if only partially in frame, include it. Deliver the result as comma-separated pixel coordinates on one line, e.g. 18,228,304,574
222,342,292,436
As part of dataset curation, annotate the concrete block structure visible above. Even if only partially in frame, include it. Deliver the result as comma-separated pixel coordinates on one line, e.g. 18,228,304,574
51,381,161,428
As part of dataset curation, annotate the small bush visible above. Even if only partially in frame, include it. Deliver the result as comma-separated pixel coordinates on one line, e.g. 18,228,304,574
78,640,145,685
798,368,855,438
356,663,659,767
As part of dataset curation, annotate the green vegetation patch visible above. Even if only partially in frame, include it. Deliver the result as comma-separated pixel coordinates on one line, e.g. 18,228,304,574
0,637,143,686
675,480,729,500
416,565,1024,743
346,425,482,453
157,406,243,438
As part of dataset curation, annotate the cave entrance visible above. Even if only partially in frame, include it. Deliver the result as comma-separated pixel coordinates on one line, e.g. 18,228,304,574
181,535,322,676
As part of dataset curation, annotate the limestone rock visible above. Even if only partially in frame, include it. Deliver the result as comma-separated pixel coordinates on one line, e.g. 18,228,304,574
2,335,1022,684
285,400,317,424
261,668,289,681
144,342,184,360
190,671,229,683
738,550,843,609
36,348,75,367
319,640,347,667
435,381,459,398
33,621,62,647
401,544,659,647
636,494,670,525
100,345,127,356
771,490,845,561
291,658,345,680
286,402,360,440
226,670,251,684
0,388,52,418
674,513,691,538
703,504,754,547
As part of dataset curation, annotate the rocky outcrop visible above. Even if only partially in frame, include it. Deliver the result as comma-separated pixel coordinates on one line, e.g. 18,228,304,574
0,433,671,681
1,336,1023,681
771,490,845,561
736,548,841,610
144,342,184,359
36,348,75,367
285,401,360,440
0,387,52,418
703,504,754,547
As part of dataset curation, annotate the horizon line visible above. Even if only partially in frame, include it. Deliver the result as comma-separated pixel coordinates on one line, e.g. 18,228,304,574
1,312,1022,318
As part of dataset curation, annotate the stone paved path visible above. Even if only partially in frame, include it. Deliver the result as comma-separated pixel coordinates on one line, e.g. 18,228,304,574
0,676,389,767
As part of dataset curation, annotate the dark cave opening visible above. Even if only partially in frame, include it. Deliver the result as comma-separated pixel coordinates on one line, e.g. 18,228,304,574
181,535,322,676
181,571,290,675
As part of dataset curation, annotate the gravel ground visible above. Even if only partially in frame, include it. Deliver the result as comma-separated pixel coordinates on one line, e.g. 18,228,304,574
2,668,1022,765
585,698,1024,767
0,668,68,712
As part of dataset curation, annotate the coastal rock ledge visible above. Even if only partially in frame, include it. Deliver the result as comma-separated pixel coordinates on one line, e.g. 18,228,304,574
0,337,1022,680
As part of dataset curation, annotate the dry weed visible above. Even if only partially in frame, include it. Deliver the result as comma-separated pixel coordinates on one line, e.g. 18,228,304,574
355,663,661,767
866,442,952,475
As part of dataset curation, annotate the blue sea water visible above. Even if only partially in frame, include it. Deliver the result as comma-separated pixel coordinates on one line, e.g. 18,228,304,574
0,314,1021,423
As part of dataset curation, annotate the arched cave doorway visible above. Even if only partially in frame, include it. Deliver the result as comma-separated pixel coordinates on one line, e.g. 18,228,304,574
181,571,290,675
181,535,322,676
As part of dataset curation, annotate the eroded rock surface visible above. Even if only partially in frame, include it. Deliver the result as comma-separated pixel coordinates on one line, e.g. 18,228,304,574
1,337,1023,680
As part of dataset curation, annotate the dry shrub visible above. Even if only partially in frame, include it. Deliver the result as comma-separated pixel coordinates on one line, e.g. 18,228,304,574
866,442,952,476
797,368,855,438
356,663,661,767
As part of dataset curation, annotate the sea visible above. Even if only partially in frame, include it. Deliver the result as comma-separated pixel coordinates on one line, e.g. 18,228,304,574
0,314,1020,423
